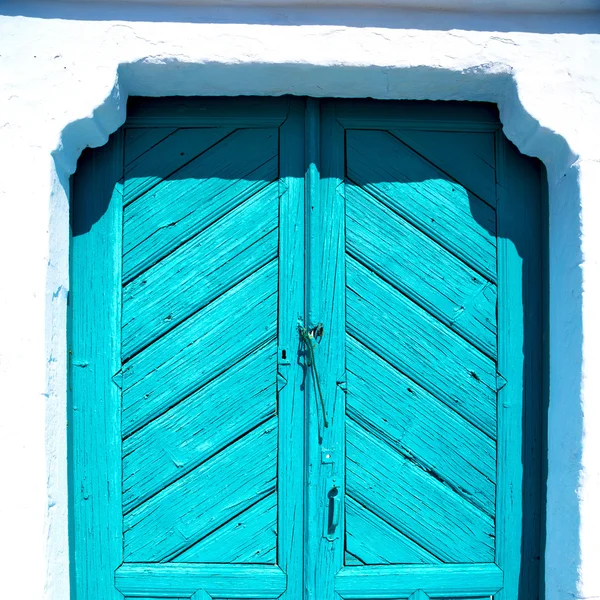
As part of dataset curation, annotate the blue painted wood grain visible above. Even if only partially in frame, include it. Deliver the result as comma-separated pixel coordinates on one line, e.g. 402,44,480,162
123,128,278,281
124,126,175,166
122,344,277,512
346,128,497,282
346,336,496,516
276,97,307,600
115,563,286,597
334,563,504,598
173,493,277,563
494,128,544,600
304,98,348,600
345,496,440,564
123,127,236,202
391,128,497,206
70,130,124,600
71,98,299,599
347,257,497,437
346,419,495,562
324,99,541,600
70,97,543,600
122,181,279,358
346,183,497,358
122,260,278,435
124,418,278,562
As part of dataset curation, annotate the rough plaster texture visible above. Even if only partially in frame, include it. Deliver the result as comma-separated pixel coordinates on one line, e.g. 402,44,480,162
0,2,599,599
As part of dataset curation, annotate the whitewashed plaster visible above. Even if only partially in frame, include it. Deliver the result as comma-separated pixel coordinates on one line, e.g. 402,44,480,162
0,2,599,600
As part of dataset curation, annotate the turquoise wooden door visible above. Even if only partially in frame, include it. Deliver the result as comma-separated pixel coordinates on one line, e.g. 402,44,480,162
71,98,306,599
70,97,543,600
306,100,543,600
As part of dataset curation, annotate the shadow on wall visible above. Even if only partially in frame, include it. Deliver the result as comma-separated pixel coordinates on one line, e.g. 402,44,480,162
54,61,579,176
52,58,583,600
1,0,600,34
70,98,291,237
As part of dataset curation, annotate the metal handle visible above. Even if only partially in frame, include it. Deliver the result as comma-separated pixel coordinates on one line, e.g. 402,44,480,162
326,481,340,540
300,323,329,428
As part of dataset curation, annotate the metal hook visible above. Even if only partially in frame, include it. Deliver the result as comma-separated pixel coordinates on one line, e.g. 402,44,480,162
299,323,329,428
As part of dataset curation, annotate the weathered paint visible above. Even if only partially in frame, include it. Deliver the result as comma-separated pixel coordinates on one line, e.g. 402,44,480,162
1,7,599,600
70,97,542,600
71,97,307,600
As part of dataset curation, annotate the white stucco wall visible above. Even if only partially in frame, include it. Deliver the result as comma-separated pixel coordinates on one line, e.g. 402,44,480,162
0,2,599,599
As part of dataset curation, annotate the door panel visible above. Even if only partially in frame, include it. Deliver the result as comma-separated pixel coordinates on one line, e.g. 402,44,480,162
121,180,279,360
172,492,278,563
346,419,494,562
346,337,496,520
122,128,278,284
389,129,497,205
71,97,542,600
122,344,277,515
346,129,497,281
314,100,542,600
120,124,281,560
345,183,497,358
345,495,440,565
346,257,497,437
345,126,500,565
70,97,305,599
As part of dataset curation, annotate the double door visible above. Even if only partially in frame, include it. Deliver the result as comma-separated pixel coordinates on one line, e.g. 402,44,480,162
70,97,543,600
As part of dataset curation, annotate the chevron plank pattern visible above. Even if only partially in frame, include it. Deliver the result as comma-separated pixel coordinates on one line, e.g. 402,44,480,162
121,127,280,564
345,129,498,565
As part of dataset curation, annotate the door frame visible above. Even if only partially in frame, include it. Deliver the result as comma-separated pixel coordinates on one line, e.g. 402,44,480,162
69,96,545,600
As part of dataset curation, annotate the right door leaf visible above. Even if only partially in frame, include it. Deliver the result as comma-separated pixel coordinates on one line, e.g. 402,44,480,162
344,127,498,566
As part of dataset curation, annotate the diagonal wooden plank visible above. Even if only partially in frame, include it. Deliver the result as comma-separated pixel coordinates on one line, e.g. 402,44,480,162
346,258,497,438
124,127,177,166
174,493,277,564
123,343,277,513
124,418,277,562
122,260,278,436
391,129,497,207
122,182,279,359
124,127,235,203
346,420,495,563
123,131,278,282
346,183,497,358
347,336,496,516
345,552,365,566
346,496,439,565
346,129,497,282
